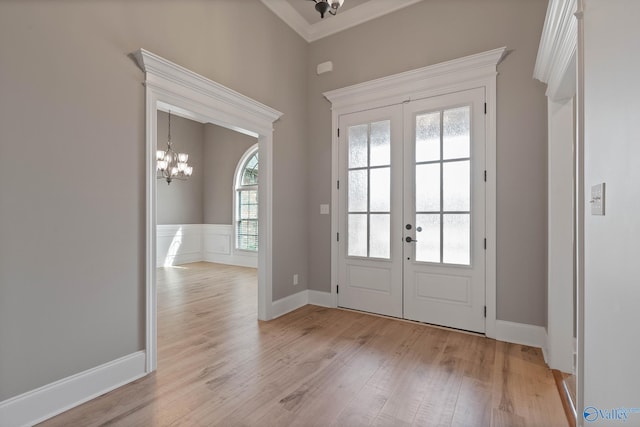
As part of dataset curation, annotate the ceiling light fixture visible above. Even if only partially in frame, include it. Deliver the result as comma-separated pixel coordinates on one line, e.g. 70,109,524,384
156,111,193,185
310,0,344,19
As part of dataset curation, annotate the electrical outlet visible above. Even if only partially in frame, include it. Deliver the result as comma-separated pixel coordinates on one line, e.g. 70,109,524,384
293,274,299,286
320,204,330,215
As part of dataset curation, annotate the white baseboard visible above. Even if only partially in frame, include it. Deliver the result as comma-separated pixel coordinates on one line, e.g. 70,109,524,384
271,290,334,319
495,320,548,353
203,253,257,269
272,292,553,362
0,351,146,427
308,290,333,307
271,290,310,319
168,252,204,266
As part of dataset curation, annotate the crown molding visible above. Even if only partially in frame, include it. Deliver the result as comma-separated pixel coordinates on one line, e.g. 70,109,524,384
324,47,507,111
260,0,312,41
133,49,283,129
533,0,578,101
260,0,424,43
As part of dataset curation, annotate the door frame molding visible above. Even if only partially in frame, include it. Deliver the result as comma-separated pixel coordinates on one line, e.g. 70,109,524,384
134,49,282,373
324,47,506,338
533,0,578,376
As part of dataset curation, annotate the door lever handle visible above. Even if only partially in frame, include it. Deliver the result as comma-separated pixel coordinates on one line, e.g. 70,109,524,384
405,236,417,243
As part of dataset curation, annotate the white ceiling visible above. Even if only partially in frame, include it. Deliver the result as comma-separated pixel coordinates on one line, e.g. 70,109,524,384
260,0,425,42
288,0,371,25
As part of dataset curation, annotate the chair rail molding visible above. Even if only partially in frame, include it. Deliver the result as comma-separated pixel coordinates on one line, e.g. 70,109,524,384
134,48,282,373
534,0,578,101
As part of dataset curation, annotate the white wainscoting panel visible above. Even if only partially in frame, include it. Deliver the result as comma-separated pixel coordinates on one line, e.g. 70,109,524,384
203,224,231,255
156,224,203,267
155,224,257,269
203,224,257,269
0,351,146,427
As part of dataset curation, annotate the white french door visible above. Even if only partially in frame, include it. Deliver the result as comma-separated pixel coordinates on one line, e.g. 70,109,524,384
337,88,486,333
337,105,404,317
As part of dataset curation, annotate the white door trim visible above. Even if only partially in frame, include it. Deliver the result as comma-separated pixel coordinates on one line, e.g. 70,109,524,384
134,49,282,373
533,0,579,375
324,47,506,338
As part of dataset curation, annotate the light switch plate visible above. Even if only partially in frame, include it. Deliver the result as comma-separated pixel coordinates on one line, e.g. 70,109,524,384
320,204,330,215
591,183,605,215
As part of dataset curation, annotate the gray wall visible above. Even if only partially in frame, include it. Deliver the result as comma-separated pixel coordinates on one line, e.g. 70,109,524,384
204,124,257,224
582,0,640,415
306,0,549,326
0,0,550,404
156,111,204,225
0,0,308,401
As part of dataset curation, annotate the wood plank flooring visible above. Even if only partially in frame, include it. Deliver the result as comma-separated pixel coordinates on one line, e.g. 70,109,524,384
39,262,567,427
552,370,577,427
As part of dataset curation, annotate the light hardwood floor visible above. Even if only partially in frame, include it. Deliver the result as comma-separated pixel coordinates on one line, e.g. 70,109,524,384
39,262,567,427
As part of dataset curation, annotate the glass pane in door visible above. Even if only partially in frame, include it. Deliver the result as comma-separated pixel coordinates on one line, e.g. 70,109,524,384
416,164,440,212
443,160,470,211
348,124,368,168
415,214,440,263
416,112,440,162
370,214,390,258
370,121,391,166
443,107,470,159
348,170,368,212
443,214,470,264
370,167,390,211
348,214,367,257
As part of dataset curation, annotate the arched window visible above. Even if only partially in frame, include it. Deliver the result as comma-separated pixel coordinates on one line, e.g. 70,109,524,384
235,145,259,252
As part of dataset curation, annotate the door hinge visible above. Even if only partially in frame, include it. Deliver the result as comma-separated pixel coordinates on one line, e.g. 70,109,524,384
484,306,487,318
337,284,339,294
337,232,340,242
337,180,340,190
484,103,487,114
484,170,487,182
337,128,340,137
484,238,487,250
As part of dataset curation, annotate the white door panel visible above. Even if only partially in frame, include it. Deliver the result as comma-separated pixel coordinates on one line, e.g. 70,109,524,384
337,105,403,318
337,88,486,332
403,88,486,332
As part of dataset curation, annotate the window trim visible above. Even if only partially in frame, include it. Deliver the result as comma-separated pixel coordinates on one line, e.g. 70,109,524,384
234,143,259,252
